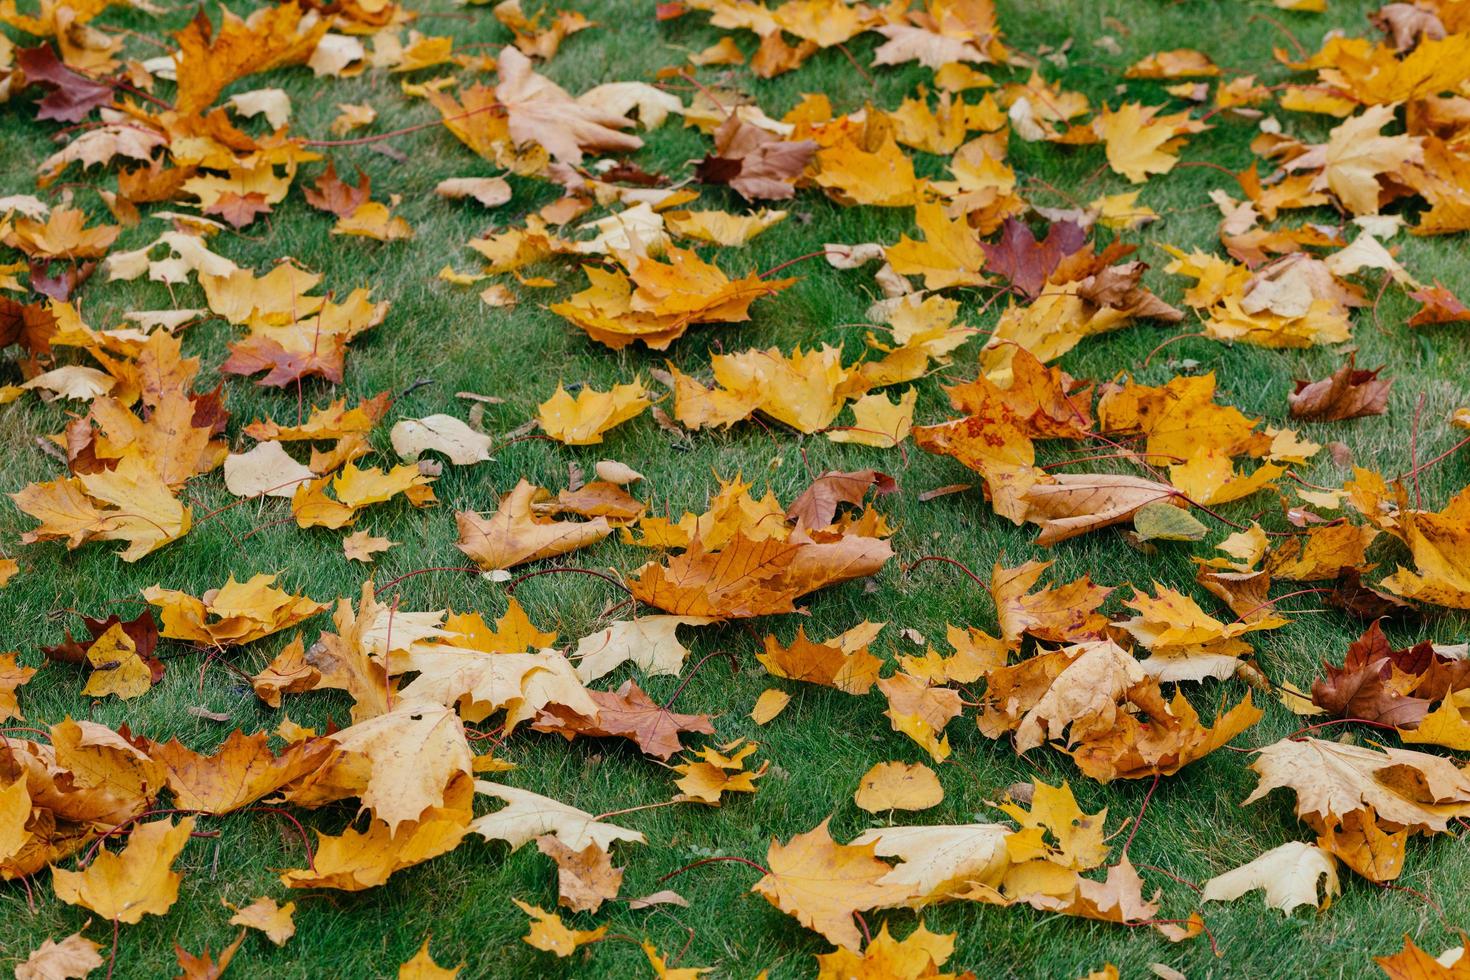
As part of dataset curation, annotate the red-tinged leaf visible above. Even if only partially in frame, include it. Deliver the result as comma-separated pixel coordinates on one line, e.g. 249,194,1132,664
981,218,1088,299
1407,281,1470,326
204,192,273,229
786,470,897,529
532,680,715,760
27,259,97,302
0,296,58,354
303,162,371,218
15,45,113,123
1289,354,1393,422
221,335,348,387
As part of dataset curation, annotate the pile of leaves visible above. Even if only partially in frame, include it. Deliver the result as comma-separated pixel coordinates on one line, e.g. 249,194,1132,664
0,0,1469,976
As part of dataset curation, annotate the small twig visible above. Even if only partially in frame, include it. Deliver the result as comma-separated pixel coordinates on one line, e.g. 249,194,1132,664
902,555,989,589
1138,863,1202,893
593,799,684,822
302,103,503,147
246,806,316,873
1411,393,1426,510
1246,12,1306,59
853,910,872,945
835,43,875,85
658,854,771,882
1122,774,1160,857
759,249,845,279
373,566,482,595
1227,587,1333,624
1396,434,1470,483
504,566,631,595
1283,717,1403,741
1142,331,1207,369
661,648,736,710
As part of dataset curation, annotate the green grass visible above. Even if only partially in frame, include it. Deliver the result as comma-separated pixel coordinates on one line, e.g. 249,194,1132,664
2,0,1469,976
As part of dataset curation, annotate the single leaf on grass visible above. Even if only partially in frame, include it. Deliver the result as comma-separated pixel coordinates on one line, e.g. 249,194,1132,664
471,781,644,851
226,896,297,946
537,835,622,913
673,739,767,804
1375,935,1470,979
146,574,325,647
513,899,607,957
1289,354,1392,421
537,381,651,445
14,932,104,980
828,388,917,447
343,530,395,563
79,623,151,700
854,762,944,813
390,415,493,465
756,623,885,694
173,933,244,980
51,816,194,923
279,805,470,892
223,441,315,499
571,616,713,683
752,817,915,950
456,479,612,571
1133,501,1207,541
398,937,462,979
751,689,791,724
1201,842,1340,913
435,177,512,208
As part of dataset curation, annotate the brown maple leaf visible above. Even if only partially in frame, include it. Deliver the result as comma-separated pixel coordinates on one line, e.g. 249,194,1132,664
752,818,913,950
695,114,817,202
531,680,714,760
14,45,112,123
204,191,272,228
146,729,334,814
536,835,623,914
456,479,613,571
1310,620,1470,726
1289,354,1393,421
785,469,897,529
303,162,371,218
980,217,1088,299
1407,281,1470,326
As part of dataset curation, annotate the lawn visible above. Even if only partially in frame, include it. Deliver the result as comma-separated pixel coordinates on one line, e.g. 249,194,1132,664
2,0,1469,977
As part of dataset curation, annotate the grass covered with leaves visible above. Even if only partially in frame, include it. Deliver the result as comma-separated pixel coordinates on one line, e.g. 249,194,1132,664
2,0,1470,976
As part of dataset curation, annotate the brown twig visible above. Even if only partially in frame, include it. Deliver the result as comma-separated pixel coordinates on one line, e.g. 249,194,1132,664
902,555,989,589
1122,774,1160,856
658,854,771,882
